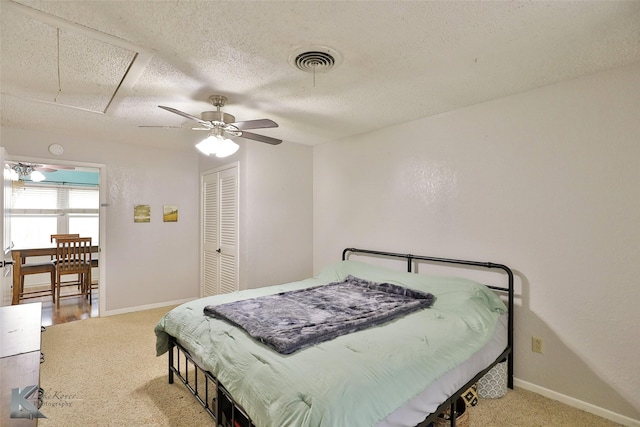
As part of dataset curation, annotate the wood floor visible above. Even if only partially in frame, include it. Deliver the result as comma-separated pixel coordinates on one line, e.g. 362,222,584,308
19,283,99,327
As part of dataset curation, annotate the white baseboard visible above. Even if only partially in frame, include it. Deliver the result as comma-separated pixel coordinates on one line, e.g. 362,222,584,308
514,378,640,427
101,298,195,317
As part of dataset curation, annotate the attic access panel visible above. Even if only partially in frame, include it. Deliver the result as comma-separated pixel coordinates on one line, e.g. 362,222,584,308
0,3,140,114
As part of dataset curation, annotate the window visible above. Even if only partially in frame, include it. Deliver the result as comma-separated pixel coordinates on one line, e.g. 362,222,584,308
10,182,99,248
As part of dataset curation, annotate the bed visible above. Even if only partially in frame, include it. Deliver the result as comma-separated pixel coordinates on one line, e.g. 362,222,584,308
155,248,514,427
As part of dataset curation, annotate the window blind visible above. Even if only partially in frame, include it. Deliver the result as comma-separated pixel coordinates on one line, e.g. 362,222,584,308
10,182,99,248
11,183,99,214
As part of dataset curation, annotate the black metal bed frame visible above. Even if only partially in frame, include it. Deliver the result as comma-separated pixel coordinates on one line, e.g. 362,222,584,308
167,247,514,427
168,337,256,427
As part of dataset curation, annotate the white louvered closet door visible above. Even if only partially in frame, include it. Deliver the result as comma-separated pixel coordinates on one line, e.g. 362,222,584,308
202,166,238,297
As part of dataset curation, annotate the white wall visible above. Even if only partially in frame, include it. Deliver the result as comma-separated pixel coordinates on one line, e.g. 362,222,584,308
1,127,201,313
314,62,640,422
199,140,314,290
244,141,314,287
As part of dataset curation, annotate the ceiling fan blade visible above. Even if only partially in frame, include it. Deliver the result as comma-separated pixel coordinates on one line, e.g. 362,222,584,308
138,125,184,128
35,167,57,172
230,119,278,131
42,165,75,170
238,131,282,145
158,106,211,127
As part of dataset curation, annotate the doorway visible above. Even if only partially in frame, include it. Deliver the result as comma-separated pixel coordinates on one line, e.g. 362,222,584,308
2,155,106,325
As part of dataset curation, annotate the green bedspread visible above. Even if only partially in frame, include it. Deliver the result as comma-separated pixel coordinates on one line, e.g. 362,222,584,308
155,260,506,427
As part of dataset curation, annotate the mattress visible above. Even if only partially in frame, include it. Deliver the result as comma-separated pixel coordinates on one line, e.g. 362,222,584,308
377,313,507,426
155,260,507,427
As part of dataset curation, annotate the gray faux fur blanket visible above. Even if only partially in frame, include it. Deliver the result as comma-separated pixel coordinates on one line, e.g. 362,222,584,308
203,275,434,354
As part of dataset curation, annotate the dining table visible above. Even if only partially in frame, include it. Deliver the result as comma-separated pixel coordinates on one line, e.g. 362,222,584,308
10,245,99,305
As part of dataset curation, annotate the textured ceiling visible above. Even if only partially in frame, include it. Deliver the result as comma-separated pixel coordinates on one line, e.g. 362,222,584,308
1,0,639,151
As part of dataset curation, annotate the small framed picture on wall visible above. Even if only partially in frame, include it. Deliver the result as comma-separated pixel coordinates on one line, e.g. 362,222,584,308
134,204,151,223
163,205,178,222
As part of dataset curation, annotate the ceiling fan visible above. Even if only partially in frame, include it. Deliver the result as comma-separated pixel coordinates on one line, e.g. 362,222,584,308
8,162,75,182
156,95,281,157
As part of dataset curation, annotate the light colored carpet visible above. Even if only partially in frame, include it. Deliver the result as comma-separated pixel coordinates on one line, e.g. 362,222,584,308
39,306,213,426
39,306,621,426
468,386,621,426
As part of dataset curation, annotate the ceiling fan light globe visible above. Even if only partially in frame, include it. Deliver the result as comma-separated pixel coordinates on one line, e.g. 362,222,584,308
195,135,223,155
30,171,46,182
215,139,239,158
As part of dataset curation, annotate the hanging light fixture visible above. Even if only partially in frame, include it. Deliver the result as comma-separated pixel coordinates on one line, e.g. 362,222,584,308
215,138,240,157
30,171,46,182
195,127,239,158
195,134,222,156
10,163,47,182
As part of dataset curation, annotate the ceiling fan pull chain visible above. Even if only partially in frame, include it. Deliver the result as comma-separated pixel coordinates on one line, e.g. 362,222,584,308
313,62,317,88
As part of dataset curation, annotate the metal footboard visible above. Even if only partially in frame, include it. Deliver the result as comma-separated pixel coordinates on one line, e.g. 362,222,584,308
168,337,256,427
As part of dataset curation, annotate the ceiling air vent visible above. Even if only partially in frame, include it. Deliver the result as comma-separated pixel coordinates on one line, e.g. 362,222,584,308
289,46,341,73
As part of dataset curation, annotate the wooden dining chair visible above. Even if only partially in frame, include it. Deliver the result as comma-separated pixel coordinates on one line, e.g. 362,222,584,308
18,261,56,303
51,233,81,288
54,237,92,307
13,234,73,303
